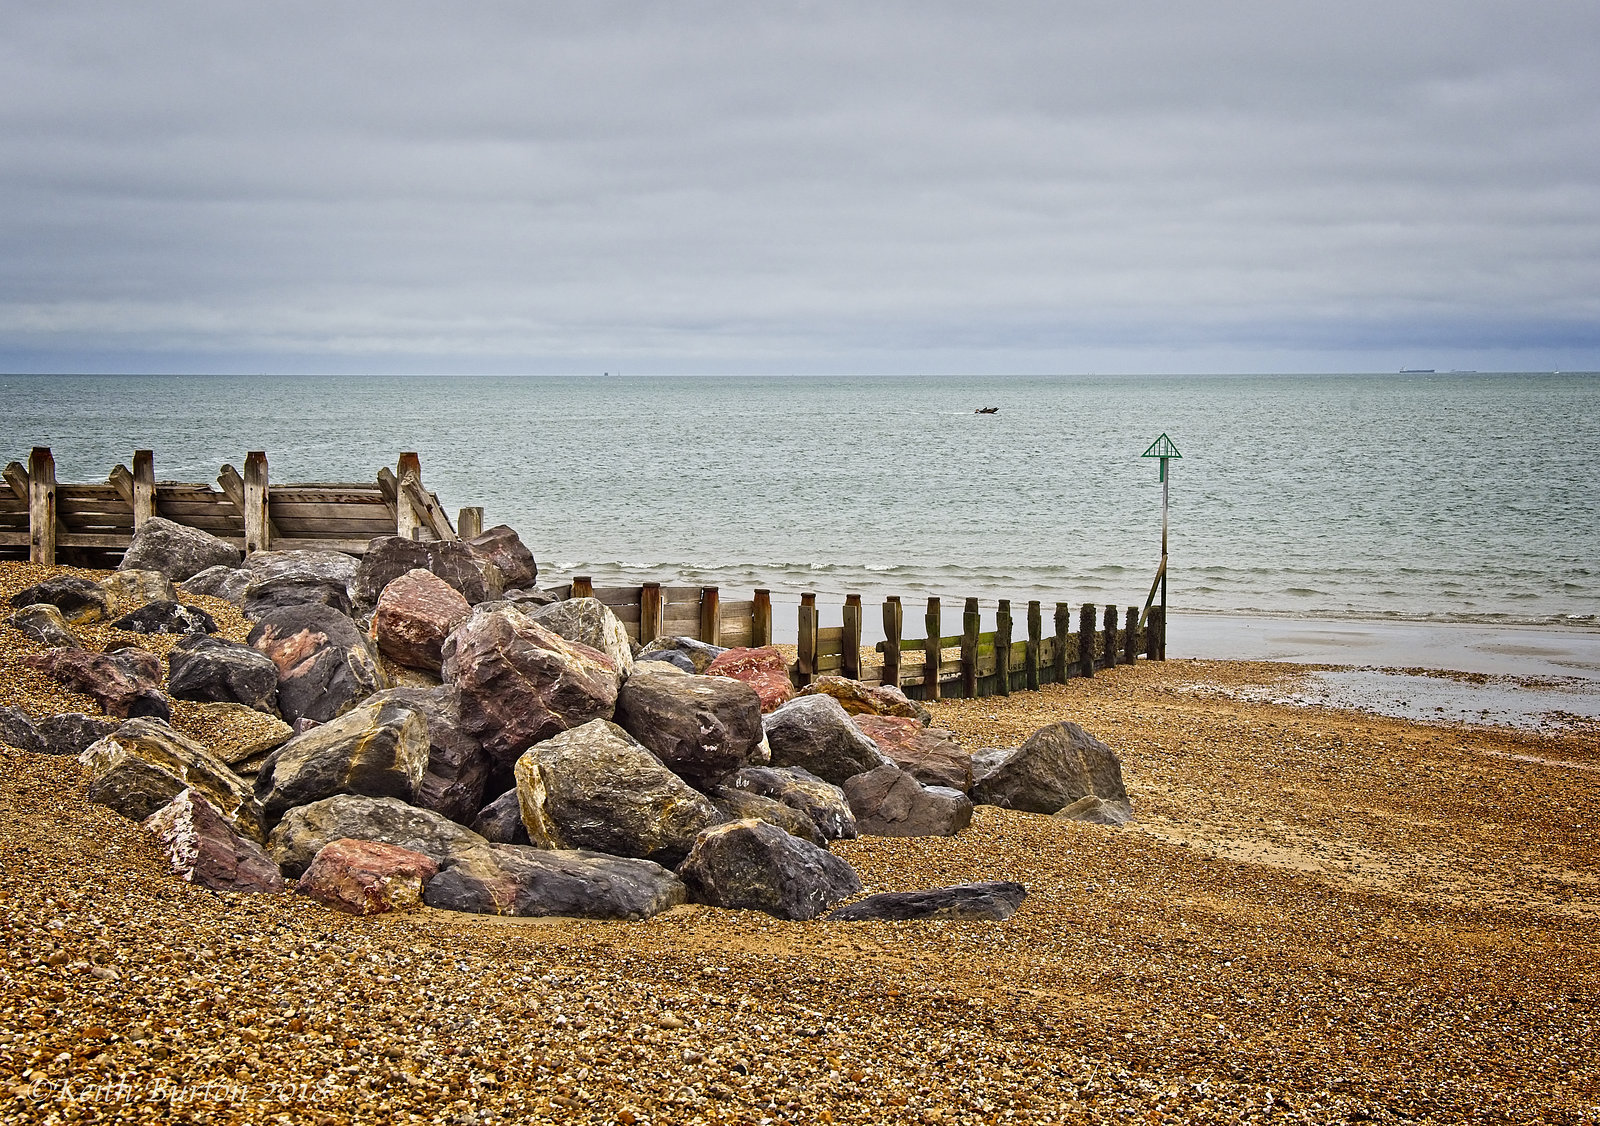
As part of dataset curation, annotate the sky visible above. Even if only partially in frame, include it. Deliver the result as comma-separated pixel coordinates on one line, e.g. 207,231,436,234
1,1,1597,376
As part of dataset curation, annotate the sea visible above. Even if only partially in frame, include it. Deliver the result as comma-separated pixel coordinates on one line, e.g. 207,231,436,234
3,371,1597,646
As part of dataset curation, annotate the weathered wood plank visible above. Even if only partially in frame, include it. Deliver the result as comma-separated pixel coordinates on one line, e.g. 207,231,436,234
700,587,721,646
132,450,156,527
753,589,772,647
457,507,484,540
640,582,663,644
1026,600,1042,690
395,453,423,540
719,618,754,648
881,596,902,689
401,476,457,541
842,594,862,680
960,597,980,699
29,447,56,565
1124,606,1140,664
923,596,941,701
795,593,818,687
3,462,27,504
570,576,594,599
243,451,272,555
1078,603,1096,679
994,599,1013,697
108,465,134,509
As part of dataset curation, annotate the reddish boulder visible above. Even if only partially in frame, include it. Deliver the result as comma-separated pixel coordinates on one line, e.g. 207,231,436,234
27,646,170,719
851,714,973,792
442,607,619,768
464,525,538,590
372,569,472,672
144,789,285,893
705,646,795,712
799,675,925,720
296,838,438,915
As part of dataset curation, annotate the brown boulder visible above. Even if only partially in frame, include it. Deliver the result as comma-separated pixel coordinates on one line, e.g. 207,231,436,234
851,714,972,792
144,789,284,893
841,764,973,837
372,569,472,672
296,838,438,915
704,646,795,712
27,647,170,719
798,675,926,720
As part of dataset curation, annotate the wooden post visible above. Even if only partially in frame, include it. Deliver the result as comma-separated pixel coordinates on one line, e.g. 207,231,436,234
753,589,772,647
242,451,271,556
960,597,980,699
1053,602,1071,683
1078,603,1096,679
700,586,721,646
1025,601,1042,691
395,452,423,540
795,593,818,687
1102,603,1118,668
28,447,56,566
571,576,594,599
994,599,1013,697
1124,606,1139,664
841,594,862,680
458,507,484,540
881,596,903,689
1146,606,1161,660
640,583,663,643
3,462,28,504
1154,606,1167,660
132,449,156,528
923,597,941,701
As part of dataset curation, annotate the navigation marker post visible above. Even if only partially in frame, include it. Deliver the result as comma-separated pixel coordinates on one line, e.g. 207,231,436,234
1139,433,1182,659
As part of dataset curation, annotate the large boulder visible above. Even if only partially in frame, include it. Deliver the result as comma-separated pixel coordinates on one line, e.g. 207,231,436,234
513,719,721,866
704,646,795,712
851,714,972,792
296,838,438,915
637,636,725,673
464,525,538,591
247,603,385,725
253,698,430,822
27,647,170,719
167,635,281,714
372,569,472,672
353,536,503,608
841,765,973,837
0,706,46,754
442,607,618,768
722,765,858,841
178,565,252,605
36,712,119,756
80,718,264,841
707,786,825,847
423,843,686,920
241,550,359,618
98,569,179,617
144,789,284,894
110,600,218,636
971,721,1130,818
170,702,292,768
827,881,1028,922
762,695,891,785
676,819,861,920
9,575,108,623
118,516,241,581
6,604,82,648
614,669,767,785
266,794,489,878
528,598,634,677
470,789,530,845
366,686,489,824
798,675,929,722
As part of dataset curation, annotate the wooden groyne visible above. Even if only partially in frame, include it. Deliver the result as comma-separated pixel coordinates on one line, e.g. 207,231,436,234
4,445,1166,701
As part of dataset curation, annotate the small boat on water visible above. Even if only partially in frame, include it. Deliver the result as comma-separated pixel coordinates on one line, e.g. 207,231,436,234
974,406,999,414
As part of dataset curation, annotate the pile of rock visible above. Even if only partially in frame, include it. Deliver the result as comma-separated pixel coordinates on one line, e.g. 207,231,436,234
4,517,1133,924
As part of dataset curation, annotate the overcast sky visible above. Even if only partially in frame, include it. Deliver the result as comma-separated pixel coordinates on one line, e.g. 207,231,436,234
1,1,1597,375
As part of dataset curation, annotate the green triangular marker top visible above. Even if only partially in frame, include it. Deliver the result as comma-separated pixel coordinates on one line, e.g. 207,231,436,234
1141,433,1182,459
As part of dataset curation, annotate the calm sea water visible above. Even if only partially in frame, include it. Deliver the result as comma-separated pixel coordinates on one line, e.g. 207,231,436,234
3,372,1596,636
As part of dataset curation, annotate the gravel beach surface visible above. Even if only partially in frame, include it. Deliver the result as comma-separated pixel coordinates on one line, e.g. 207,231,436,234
1,561,1596,1125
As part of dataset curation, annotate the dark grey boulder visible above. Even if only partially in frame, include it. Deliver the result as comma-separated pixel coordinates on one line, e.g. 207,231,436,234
0,706,45,754
528,597,634,675
6,604,81,648
470,788,530,845
614,669,767,785
254,698,429,822
1053,795,1132,825
637,636,725,673
110,600,218,636
79,718,264,842
723,765,858,841
827,881,1028,922
971,721,1131,818
243,574,353,618
267,793,489,878
842,764,974,837
9,575,107,623
676,819,861,920
118,516,242,581
708,786,825,847
423,843,685,920
166,636,281,714
513,718,721,867
36,712,119,756
244,549,358,612
178,565,252,605
763,695,892,785
636,650,696,673
366,685,489,824
464,525,538,590
247,603,385,725
353,536,504,607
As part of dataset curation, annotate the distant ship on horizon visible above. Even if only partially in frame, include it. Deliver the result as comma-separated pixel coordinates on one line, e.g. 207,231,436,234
1398,368,1435,374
